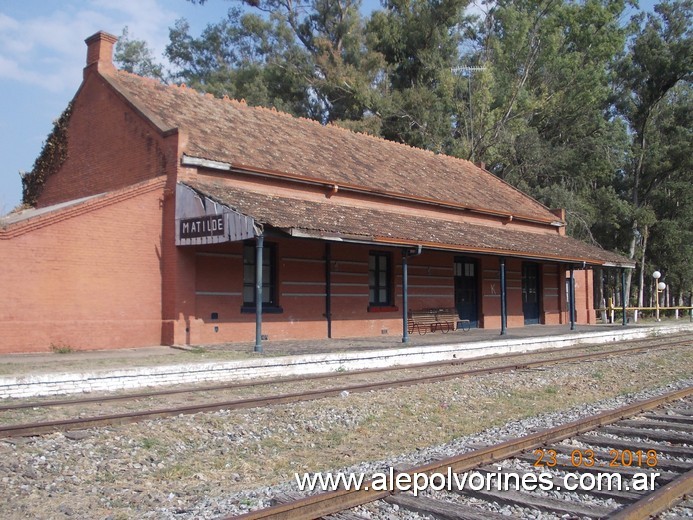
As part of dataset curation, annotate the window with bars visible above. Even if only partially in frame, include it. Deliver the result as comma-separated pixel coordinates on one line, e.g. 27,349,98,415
242,242,278,309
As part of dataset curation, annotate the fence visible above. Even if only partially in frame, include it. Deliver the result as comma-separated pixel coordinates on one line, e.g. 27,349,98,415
598,298,693,324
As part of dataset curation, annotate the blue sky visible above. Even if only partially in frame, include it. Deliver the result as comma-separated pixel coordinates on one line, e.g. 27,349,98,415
0,0,652,214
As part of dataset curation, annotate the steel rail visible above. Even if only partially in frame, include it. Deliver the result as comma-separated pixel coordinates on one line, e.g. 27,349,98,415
1,342,687,438
228,386,693,520
1,336,686,414
608,468,693,519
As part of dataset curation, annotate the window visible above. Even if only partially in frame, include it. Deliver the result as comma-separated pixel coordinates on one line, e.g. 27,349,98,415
369,251,392,307
454,260,475,277
242,242,279,310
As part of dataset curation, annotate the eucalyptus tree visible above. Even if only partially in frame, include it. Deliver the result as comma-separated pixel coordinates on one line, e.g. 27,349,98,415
114,27,166,81
173,0,385,123
467,1,632,246
611,0,692,305
366,0,472,151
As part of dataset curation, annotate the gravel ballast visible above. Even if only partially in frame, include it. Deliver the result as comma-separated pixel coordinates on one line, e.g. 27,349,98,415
0,344,690,519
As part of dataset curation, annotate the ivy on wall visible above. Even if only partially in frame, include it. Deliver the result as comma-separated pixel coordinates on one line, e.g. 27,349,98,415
21,102,73,207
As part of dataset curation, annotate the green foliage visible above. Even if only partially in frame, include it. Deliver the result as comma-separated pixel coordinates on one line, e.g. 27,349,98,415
121,0,691,300
114,27,166,81
21,102,73,207
50,342,74,354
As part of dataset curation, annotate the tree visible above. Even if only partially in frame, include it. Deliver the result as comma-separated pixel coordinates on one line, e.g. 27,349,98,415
169,1,384,124
366,0,471,150
639,82,693,306
465,1,632,252
114,27,166,81
611,0,692,306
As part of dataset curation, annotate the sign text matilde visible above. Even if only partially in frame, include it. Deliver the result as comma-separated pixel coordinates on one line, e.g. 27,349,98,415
179,215,225,239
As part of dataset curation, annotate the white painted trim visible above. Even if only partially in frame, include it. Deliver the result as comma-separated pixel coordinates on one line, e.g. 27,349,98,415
196,291,242,296
2,323,689,399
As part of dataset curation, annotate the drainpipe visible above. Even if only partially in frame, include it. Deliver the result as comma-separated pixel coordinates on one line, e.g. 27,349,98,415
254,234,264,353
402,246,423,343
500,257,507,335
325,242,332,338
569,265,575,331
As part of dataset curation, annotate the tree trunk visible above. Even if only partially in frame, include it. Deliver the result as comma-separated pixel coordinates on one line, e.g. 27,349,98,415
596,267,606,323
637,225,648,308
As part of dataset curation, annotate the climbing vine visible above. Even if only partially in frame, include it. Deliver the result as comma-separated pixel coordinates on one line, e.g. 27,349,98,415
21,102,73,206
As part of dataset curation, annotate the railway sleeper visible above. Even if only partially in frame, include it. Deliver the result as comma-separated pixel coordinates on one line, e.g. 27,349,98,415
616,418,693,433
668,406,693,416
575,434,693,458
546,443,693,473
642,413,693,424
474,467,642,503
599,425,692,444
270,492,371,520
450,481,614,518
385,492,507,520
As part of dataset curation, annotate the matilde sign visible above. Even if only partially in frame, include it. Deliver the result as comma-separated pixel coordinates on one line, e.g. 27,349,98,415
175,183,256,245
179,215,225,239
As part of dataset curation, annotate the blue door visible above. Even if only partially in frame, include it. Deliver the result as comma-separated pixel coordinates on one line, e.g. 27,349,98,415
522,262,541,324
454,258,478,328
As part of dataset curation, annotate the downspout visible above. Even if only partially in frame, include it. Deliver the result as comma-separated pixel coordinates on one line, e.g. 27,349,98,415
254,233,264,353
402,246,423,343
500,257,507,335
569,265,575,331
621,268,627,326
325,242,332,338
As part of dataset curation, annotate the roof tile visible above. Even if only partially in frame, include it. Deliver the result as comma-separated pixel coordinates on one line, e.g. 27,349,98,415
189,181,633,266
105,70,557,222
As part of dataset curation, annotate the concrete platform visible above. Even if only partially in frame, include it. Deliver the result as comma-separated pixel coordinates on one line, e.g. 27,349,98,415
0,321,690,399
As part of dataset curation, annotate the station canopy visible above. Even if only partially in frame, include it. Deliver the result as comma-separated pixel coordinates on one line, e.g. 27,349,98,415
183,180,634,268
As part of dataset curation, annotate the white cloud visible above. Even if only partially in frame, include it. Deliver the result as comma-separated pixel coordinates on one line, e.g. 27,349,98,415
0,0,178,92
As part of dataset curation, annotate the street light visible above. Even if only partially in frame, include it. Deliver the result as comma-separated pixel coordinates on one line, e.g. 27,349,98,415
653,271,666,321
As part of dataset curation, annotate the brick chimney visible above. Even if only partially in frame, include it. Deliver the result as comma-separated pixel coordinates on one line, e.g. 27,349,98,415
84,31,118,77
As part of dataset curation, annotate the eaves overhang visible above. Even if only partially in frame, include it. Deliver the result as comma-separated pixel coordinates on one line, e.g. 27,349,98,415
182,180,633,269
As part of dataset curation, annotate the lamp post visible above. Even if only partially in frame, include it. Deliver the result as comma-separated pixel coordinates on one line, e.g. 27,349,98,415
652,271,666,322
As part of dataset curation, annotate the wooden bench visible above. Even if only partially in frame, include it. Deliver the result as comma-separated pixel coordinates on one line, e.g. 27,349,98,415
408,308,469,335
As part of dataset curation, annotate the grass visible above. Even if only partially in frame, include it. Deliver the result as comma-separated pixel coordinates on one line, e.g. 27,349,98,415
50,342,74,354
139,437,161,450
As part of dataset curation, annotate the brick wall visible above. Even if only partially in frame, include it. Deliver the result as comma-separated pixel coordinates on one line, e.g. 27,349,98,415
574,268,595,324
0,181,166,352
37,73,176,207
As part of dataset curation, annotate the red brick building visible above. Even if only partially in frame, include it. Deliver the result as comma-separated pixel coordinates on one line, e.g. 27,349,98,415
0,32,633,353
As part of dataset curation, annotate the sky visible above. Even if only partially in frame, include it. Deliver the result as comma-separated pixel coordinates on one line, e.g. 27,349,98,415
0,0,653,215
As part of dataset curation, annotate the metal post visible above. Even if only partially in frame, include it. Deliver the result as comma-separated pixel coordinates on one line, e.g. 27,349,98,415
254,234,264,353
325,243,332,339
621,268,627,326
500,257,507,335
402,251,409,343
655,284,660,322
569,266,575,331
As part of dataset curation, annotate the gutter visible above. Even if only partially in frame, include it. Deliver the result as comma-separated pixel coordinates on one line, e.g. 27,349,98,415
287,228,634,268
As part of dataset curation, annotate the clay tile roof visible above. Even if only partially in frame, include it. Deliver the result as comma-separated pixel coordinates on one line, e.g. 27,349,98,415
188,181,634,267
103,70,558,223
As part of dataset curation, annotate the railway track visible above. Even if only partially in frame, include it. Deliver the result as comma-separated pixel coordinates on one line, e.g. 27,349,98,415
1,336,689,438
229,386,693,519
